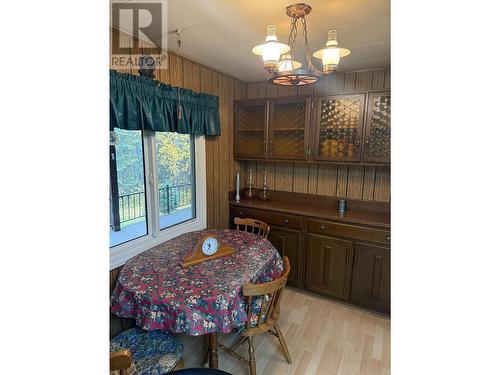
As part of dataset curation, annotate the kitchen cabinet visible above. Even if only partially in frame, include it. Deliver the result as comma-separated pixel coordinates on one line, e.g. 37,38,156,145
268,96,311,160
229,191,390,315
230,206,301,230
363,92,391,163
267,226,301,287
313,94,365,163
306,233,353,300
350,242,390,313
234,97,311,161
234,99,268,159
233,90,390,166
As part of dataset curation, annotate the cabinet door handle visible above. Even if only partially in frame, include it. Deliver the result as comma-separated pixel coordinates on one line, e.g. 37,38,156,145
353,254,359,269
385,235,390,242
239,211,243,216
320,224,325,230
284,218,289,224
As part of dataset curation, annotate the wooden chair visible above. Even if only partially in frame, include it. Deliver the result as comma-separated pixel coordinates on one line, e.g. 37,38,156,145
110,350,132,375
218,256,292,375
234,217,270,239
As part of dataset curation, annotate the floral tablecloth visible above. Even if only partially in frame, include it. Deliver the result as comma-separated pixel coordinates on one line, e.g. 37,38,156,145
111,229,284,336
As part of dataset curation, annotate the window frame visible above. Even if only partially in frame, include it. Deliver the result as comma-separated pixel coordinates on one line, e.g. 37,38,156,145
110,131,206,270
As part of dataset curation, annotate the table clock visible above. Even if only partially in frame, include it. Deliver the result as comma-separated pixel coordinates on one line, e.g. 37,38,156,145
180,235,235,268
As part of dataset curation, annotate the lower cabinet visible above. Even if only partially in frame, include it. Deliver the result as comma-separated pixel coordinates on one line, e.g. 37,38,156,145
350,243,390,313
229,204,390,315
267,226,301,287
306,234,353,300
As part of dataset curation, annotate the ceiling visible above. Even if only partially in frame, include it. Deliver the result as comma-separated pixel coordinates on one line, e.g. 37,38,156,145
114,0,390,82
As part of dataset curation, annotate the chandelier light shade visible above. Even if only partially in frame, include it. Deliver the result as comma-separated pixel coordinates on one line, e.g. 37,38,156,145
313,30,351,74
252,25,290,72
278,54,302,72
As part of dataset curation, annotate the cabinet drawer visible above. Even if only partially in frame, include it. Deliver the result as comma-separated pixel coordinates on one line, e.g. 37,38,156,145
307,219,390,245
230,206,301,229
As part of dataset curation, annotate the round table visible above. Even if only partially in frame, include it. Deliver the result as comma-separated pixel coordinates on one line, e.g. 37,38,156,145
111,229,283,368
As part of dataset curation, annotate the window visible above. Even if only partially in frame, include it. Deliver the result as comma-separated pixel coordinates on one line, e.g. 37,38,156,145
156,132,196,230
110,130,206,269
109,129,148,247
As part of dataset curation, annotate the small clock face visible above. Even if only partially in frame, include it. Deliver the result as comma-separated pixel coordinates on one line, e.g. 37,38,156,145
202,237,219,256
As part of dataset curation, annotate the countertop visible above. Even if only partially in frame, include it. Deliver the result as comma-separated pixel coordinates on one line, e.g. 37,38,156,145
229,196,390,229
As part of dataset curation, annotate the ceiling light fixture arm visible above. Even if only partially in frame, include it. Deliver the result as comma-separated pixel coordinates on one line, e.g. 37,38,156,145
287,16,298,61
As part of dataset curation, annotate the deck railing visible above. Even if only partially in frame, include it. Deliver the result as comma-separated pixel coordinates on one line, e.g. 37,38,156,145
118,191,146,223
118,183,192,224
158,183,192,215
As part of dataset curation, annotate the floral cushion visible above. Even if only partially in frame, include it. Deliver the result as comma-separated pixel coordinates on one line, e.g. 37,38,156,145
110,327,183,375
247,294,271,328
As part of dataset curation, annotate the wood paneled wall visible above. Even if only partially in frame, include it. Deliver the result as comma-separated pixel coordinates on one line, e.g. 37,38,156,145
111,30,247,230
242,68,391,202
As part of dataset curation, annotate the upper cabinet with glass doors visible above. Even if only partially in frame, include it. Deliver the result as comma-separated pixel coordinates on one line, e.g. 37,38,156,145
234,97,311,160
362,92,391,163
234,99,268,159
312,94,365,162
268,96,311,160
233,91,390,165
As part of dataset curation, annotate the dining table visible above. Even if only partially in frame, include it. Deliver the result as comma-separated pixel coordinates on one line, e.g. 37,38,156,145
111,229,284,369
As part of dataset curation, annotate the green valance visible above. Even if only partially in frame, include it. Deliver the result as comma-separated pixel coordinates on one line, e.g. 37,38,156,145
110,70,220,135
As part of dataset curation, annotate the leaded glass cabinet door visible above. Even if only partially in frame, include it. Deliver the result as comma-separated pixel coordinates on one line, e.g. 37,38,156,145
268,96,311,160
234,99,268,159
363,92,391,164
313,94,365,162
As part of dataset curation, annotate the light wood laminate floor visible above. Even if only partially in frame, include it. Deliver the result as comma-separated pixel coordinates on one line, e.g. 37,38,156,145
177,287,390,375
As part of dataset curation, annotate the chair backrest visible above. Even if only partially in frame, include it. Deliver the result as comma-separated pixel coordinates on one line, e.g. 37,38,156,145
242,256,290,334
110,349,132,375
234,217,270,239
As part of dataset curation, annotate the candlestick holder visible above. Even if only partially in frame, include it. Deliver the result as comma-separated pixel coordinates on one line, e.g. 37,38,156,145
244,168,256,199
258,169,271,201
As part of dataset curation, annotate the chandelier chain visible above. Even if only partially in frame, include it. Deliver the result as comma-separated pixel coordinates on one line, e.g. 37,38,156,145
300,16,314,70
288,16,299,61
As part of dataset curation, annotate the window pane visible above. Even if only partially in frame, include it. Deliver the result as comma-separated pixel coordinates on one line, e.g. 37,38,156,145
156,132,195,230
109,129,148,247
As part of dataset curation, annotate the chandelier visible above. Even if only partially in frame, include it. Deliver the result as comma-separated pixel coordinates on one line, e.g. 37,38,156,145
252,3,351,86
